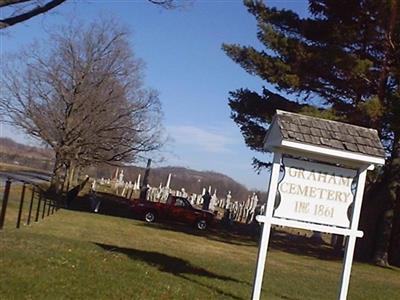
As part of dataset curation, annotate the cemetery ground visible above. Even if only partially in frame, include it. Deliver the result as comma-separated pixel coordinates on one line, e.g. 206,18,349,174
1,190,399,300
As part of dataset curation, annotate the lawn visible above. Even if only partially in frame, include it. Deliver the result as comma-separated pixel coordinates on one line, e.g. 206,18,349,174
0,206,399,300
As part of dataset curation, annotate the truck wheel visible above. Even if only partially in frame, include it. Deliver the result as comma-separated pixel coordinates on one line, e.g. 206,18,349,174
196,219,207,230
144,211,156,223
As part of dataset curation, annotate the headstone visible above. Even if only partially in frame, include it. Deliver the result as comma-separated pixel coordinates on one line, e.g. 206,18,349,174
226,191,232,209
210,190,218,211
135,174,141,190
166,173,171,189
181,188,188,198
91,179,96,192
118,170,124,184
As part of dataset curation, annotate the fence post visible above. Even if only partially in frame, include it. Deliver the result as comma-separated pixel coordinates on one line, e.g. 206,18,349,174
51,200,55,214
27,187,35,225
35,193,42,222
41,197,46,219
16,183,26,228
0,178,12,230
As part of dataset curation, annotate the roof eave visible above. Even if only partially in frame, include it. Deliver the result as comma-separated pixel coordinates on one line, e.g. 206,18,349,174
266,139,385,167
263,116,283,152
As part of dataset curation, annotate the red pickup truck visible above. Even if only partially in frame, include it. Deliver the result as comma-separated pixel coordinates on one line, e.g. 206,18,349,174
130,194,215,230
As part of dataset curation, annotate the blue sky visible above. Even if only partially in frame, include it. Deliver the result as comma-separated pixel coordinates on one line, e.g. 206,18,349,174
0,0,308,190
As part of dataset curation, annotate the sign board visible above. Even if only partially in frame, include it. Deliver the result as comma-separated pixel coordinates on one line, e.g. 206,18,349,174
274,158,357,228
251,110,385,300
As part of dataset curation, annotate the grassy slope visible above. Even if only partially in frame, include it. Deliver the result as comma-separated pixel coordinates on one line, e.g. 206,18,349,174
1,208,399,300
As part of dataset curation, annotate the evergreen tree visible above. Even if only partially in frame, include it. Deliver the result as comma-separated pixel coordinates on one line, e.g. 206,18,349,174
223,0,399,266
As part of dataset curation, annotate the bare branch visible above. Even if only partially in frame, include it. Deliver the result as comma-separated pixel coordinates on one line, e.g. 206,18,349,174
0,1,32,8
0,0,66,29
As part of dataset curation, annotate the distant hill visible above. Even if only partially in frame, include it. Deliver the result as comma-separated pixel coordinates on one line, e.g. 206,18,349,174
86,164,262,203
0,137,53,159
0,137,54,170
0,137,265,202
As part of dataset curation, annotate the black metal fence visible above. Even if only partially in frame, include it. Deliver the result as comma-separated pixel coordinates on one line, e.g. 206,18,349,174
0,178,59,230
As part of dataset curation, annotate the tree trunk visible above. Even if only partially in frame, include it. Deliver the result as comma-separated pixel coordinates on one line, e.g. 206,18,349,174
356,189,380,261
373,203,394,267
50,154,64,193
387,136,400,266
370,166,398,267
62,163,75,192
67,163,76,190
356,164,399,266
389,192,400,266
61,164,69,192
78,165,86,184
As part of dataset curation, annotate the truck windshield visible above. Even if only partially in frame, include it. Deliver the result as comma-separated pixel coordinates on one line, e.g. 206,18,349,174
174,197,192,208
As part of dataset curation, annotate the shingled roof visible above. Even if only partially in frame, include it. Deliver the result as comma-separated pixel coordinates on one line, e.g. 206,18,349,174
271,110,385,158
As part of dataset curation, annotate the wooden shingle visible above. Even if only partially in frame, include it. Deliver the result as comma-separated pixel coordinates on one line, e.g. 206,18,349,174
274,110,385,158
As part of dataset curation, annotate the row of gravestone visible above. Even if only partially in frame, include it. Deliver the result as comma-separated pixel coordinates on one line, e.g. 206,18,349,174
92,172,264,224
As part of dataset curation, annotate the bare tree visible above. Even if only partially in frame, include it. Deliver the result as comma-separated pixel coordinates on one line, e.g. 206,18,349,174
1,19,164,191
0,0,184,30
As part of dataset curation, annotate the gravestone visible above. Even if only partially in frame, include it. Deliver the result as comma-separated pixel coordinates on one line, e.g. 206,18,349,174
165,173,171,189
251,110,385,300
225,191,232,209
134,174,141,190
118,170,124,184
209,189,218,211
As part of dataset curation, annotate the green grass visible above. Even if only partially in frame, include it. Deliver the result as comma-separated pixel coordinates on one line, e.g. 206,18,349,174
0,208,399,299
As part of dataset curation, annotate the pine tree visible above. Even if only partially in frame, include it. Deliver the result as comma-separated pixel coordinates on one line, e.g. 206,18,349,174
223,0,399,266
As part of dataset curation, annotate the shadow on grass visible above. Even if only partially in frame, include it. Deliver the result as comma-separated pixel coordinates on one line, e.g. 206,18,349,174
367,262,400,271
276,294,303,300
179,274,247,300
270,230,342,261
95,242,248,300
67,192,135,220
137,221,259,247
69,192,342,262
138,221,343,261
69,192,259,247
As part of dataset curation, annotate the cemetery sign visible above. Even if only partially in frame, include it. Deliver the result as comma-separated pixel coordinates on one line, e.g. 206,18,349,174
251,110,386,300
275,158,357,228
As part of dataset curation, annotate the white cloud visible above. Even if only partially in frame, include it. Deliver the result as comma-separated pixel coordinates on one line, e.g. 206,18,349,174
167,125,237,153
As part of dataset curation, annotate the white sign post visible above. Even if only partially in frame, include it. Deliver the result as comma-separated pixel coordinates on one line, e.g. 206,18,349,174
251,152,282,300
252,157,367,300
251,110,385,300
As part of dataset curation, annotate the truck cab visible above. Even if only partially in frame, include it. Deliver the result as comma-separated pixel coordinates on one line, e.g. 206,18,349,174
131,194,214,230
